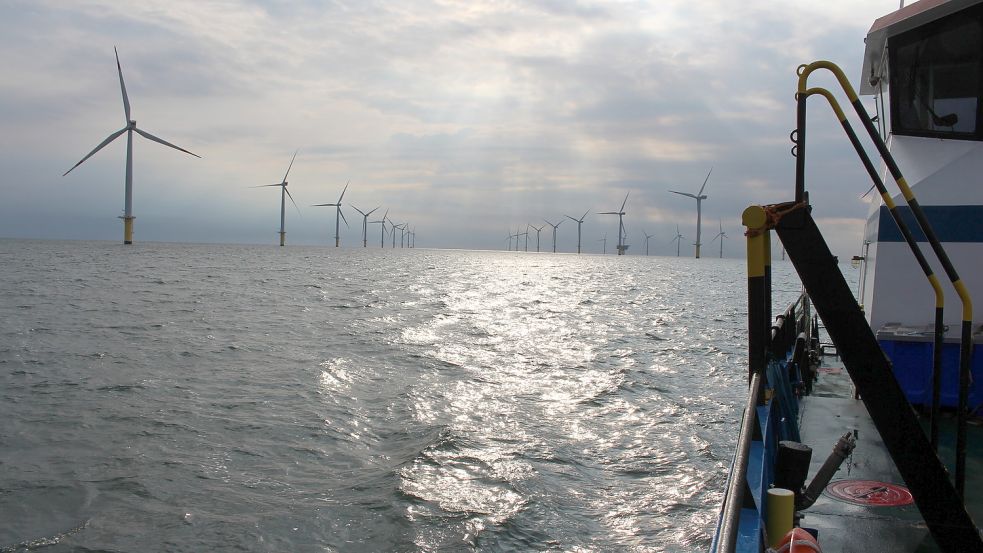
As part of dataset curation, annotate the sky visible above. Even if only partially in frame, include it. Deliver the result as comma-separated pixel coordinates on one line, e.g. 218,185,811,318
0,0,903,258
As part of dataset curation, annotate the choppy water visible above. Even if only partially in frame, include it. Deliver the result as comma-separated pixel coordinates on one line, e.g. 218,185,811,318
0,239,808,552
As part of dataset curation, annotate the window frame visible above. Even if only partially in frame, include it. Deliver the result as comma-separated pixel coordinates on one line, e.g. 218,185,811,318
888,3,983,141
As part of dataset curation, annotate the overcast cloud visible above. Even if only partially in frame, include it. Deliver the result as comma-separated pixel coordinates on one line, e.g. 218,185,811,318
0,0,899,257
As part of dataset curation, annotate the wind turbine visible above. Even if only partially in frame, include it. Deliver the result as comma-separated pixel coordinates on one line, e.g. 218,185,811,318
371,209,388,248
63,48,200,245
351,205,380,247
519,228,529,252
390,221,400,248
671,225,684,257
669,168,712,258
313,181,349,247
642,230,654,256
709,220,727,258
530,224,544,252
565,210,590,254
599,233,607,254
253,150,301,246
599,193,630,255
544,219,563,253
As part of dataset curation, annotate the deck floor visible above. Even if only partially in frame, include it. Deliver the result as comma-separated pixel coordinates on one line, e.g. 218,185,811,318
797,351,983,552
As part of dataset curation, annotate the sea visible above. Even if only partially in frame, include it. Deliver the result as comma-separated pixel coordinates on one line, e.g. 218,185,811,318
0,238,833,552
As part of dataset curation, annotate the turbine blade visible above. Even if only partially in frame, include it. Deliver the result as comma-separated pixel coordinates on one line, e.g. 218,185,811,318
668,190,697,199
283,149,299,183
620,192,629,212
339,207,349,227
63,127,127,176
115,47,131,123
285,187,301,215
565,215,578,222
381,208,389,222
311,202,338,206
352,205,366,217
580,209,589,221
338,180,350,202
698,168,713,196
134,128,200,158
597,211,618,215
252,183,285,188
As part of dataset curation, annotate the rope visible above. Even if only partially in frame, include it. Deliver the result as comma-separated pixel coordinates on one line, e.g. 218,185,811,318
745,202,808,237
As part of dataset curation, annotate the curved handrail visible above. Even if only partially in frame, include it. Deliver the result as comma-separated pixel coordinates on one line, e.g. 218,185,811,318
799,85,947,448
796,60,974,496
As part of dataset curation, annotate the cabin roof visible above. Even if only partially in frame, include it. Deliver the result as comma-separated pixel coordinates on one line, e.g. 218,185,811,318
859,0,980,94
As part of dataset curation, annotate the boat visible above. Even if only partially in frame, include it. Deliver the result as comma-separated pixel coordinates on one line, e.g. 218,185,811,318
712,0,983,551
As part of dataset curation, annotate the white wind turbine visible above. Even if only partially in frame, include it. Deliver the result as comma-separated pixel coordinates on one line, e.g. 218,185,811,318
599,233,607,254
313,182,350,247
642,230,654,256
599,193,629,255
252,150,301,246
63,48,200,245
391,221,401,248
709,220,727,258
671,225,684,257
544,219,564,253
371,209,388,248
565,210,590,254
352,205,380,247
530,224,545,252
519,228,529,252
669,168,712,258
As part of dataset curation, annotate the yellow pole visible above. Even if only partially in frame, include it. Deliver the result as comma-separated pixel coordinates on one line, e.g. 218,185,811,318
766,487,795,548
123,216,134,245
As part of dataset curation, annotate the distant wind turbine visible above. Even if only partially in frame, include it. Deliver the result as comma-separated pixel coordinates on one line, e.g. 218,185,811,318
390,221,400,248
63,47,200,245
519,228,529,252
669,168,712,258
642,230,654,256
565,210,590,254
371,209,388,248
352,205,380,247
709,220,727,258
599,193,630,255
671,225,684,257
544,219,564,253
313,181,350,247
530,224,544,252
599,233,607,254
252,150,301,247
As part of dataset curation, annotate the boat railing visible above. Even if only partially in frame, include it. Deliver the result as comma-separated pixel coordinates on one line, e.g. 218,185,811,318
712,240,812,553
794,60,973,495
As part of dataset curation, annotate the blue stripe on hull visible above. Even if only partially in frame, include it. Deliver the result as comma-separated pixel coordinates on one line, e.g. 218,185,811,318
875,205,983,242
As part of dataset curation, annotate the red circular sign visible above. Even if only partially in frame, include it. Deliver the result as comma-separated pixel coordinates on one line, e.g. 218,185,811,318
826,480,913,506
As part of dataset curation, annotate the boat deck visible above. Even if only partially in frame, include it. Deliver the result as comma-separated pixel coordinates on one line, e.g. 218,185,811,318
798,347,983,551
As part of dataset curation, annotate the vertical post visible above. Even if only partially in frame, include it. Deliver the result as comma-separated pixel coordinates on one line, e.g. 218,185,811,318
794,92,807,203
745,206,769,387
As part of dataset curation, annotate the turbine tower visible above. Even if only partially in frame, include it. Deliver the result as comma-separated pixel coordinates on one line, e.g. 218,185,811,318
669,168,712,258
63,48,200,245
530,224,544,252
709,220,727,258
599,193,630,255
252,150,301,246
313,181,350,247
671,225,684,257
352,205,380,247
643,230,654,256
544,219,563,253
599,233,607,254
565,210,590,254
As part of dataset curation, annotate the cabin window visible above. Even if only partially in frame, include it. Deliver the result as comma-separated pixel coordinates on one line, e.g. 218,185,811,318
889,4,983,139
